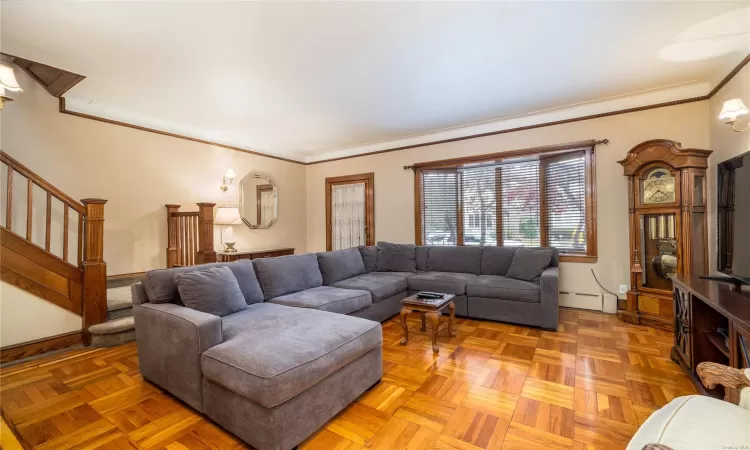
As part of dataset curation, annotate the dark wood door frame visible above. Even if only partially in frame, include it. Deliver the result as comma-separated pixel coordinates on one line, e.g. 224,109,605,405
325,173,375,251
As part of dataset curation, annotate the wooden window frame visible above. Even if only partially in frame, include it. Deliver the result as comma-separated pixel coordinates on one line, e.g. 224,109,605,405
326,173,375,251
414,140,597,263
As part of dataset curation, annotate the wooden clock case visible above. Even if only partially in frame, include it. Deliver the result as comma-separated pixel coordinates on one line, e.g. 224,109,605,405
618,140,712,331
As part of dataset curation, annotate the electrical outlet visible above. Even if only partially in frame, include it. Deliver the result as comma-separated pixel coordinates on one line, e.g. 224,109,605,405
618,284,628,294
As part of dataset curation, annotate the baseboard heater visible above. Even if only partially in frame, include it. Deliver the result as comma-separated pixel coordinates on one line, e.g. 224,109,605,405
558,291,614,313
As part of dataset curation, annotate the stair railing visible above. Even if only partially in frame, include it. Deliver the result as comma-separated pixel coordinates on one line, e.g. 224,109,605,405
0,151,107,345
166,203,216,268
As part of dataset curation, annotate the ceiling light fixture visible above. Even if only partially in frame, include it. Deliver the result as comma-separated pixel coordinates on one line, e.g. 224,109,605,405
0,56,23,110
221,168,236,192
720,98,750,132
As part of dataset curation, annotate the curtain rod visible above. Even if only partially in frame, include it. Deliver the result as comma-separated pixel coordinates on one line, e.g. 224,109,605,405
403,138,609,171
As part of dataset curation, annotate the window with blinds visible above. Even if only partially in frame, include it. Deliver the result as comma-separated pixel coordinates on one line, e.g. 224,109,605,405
417,144,595,260
542,152,587,253
421,170,458,246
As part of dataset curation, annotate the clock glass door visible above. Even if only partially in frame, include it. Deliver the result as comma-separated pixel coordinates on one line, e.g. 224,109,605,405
639,212,678,291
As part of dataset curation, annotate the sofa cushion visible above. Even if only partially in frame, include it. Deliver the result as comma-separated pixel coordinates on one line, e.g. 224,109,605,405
175,266,248,316
331,273,407,302
253,253,323,300
466,275,540,303
426,246,482,275
141,260,264,305
358,246,378,273
415,246,431,271
317,248,366,285
626,395,750,450
203,303,382,408
375,241,416,272
267,286,371,315
506,248,554,282
480,246,519,276
407,272,477,295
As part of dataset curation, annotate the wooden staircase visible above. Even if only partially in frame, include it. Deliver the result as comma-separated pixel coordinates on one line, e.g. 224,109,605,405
0,151,107,363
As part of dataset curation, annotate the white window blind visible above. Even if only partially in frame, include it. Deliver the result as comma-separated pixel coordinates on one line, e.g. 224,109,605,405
421,170,458,246
543,151,587,253
500,161,540,247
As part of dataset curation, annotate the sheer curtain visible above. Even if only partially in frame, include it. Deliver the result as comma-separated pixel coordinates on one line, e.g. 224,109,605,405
332,183,366,250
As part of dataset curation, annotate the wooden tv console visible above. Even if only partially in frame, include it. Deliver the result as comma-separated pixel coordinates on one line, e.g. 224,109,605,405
672,275,750,401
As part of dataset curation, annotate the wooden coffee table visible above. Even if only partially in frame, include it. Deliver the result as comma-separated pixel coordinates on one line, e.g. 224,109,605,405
399,293,456,353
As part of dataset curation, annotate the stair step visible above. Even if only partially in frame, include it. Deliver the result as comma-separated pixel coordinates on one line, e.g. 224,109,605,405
88,317,135,348
108,307,132,320
89,316,134,335
107,286,133,312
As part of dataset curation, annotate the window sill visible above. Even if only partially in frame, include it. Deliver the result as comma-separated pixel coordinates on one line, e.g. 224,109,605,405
559,255,598,263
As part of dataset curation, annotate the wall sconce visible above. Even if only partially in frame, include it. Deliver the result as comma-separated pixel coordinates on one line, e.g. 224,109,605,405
220,168,236,192
0,56,23,110
719,98,749,132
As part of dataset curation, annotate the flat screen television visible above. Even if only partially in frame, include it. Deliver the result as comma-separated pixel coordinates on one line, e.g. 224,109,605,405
717,150,750,284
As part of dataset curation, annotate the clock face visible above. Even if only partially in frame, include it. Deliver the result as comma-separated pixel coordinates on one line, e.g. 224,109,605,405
642,168,676,204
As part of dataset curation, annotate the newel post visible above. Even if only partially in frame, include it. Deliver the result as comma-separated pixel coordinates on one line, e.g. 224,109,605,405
81,198,107,346
166,204,180,268
196,202,216,264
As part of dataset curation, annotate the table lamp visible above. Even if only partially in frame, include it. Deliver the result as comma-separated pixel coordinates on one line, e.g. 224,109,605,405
215,206,241,252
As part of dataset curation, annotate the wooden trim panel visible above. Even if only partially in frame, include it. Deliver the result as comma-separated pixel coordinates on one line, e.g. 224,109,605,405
0,331,82,364
7,54,85,98
325,173,375,251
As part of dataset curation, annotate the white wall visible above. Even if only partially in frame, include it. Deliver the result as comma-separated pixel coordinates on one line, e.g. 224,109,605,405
0,281,82,347
708,63,750,275
306,102,711,303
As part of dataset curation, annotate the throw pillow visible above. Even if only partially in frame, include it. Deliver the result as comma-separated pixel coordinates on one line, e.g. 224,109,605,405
375,241,416,272
506,248,554,282
175,266,247,316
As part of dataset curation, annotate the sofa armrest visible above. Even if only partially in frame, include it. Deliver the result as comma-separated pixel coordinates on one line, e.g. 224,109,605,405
133,303,222,412
539,266,559,330
697,362,750,406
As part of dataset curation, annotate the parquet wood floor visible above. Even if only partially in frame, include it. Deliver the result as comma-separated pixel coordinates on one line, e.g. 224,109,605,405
0,308,697,450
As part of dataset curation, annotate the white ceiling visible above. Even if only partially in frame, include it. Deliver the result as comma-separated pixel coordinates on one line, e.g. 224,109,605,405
3,1,749,162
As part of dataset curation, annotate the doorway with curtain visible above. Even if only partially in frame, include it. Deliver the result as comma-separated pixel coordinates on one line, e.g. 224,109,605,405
325,173,375,251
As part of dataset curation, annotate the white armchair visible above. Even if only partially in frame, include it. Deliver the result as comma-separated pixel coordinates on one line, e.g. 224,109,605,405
627,362,750,450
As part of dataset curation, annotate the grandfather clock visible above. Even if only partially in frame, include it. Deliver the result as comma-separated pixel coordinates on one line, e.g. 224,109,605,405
618,140,712,331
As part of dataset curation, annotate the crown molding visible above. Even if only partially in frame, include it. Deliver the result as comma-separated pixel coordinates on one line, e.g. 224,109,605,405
55,54,749,166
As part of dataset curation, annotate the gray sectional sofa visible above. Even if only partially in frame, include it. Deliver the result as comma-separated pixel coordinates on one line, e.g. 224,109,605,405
131,242,559,450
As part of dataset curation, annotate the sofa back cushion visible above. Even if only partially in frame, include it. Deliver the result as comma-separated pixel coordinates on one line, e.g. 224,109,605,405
415,246,431,271
176,266,247,317
375,241,416,272
480,247,519,276
426,246,482,275
358,246,378,273
141,260,264,305
318,248,366,285
506,248,555,282
254,253,323,300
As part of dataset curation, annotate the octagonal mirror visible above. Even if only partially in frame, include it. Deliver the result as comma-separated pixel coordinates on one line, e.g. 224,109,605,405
239,172,278,229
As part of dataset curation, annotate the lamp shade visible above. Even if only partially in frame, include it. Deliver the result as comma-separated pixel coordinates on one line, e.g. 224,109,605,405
214,206,241,225
0,62,22,92
719,98,749,121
